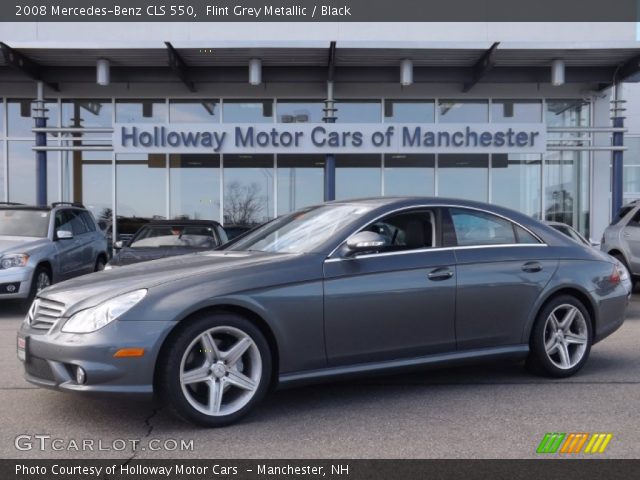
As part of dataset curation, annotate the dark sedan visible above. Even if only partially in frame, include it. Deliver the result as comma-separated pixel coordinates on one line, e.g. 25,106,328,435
107,220,228,268
18,198,628,427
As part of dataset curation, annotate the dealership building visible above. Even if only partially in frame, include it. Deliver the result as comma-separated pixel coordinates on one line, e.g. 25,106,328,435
0,22,639,241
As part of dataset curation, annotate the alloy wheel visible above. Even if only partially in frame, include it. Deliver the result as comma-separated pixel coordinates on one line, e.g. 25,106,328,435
36,272,51,292
543,304,589,370
179,326,262,417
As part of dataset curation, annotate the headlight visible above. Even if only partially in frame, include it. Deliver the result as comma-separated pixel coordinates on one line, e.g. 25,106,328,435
61,289,147,334
0,254,29,269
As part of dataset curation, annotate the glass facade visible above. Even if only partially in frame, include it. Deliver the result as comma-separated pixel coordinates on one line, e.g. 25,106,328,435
277,101,324,123
384,154,434,196
223,101,272,123
623,137,640,203
277,155,324,214
170,154,221,220
169,100,219,123
335,155,382,200
438,154,489,201
0,96,597,236
223,155,274,225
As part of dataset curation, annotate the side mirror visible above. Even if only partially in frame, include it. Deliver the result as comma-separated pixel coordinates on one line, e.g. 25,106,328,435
345,231,388,256
56,230,73,240
114,240,125,250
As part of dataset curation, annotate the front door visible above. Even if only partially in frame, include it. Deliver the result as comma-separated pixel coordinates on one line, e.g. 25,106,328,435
323,209,457,366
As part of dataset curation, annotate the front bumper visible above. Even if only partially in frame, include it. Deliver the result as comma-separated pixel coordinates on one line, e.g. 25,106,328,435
0,266,33,299
17,318,175,397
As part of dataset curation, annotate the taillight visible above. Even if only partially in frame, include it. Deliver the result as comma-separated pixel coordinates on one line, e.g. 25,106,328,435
610,265,621,284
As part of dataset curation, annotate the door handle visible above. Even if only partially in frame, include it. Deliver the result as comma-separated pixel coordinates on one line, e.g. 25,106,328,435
623,232,631,238
428,268,454,281
522,261,542,273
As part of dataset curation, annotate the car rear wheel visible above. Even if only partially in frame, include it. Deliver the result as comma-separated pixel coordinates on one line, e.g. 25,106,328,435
527,295,592,378
158,312,271,427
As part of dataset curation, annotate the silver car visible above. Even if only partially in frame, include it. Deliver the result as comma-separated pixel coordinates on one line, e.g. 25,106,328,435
601,201,640,288
0,203,109,301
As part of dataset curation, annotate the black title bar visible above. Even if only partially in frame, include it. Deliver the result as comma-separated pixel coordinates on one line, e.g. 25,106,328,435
1,0,639,22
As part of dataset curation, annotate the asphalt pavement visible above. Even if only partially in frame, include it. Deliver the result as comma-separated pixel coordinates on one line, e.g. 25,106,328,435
1,296,639,459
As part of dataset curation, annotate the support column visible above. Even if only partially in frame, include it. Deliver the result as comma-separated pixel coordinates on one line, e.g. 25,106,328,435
34,81,47,206
611,83,626,218
323,80,337,201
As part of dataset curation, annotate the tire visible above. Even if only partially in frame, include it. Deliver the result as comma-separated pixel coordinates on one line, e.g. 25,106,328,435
527,295,592,378
94,255,107,272
158,312,272,427
27,265,52,303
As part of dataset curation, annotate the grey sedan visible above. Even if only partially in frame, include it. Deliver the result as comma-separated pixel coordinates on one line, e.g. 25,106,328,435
17,198,628,427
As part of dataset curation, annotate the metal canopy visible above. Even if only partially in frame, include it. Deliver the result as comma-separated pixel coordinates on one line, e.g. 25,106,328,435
1,43,639,88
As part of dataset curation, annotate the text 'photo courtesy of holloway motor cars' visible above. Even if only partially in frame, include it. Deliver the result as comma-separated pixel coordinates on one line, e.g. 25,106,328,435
16,197,628,427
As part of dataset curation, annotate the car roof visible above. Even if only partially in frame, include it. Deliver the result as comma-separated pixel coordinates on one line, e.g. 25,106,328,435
144,220,221,226
0,204,51,211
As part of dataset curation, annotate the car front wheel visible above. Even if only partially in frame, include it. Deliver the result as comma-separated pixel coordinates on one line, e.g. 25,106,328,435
27,266,51,303
158,312,271,427
527,295,592,378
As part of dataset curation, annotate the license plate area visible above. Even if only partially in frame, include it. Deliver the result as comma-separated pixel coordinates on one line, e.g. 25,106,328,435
17,335,28,362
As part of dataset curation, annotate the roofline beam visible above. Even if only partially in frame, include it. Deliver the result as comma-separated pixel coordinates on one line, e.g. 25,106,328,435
0,42,59,92
462,42,500,93
0,65,619,85
164,41,196,92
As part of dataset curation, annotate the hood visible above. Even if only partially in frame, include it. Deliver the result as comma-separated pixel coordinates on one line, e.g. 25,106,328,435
109,247,204,266
0,236,49,255
39,250,298,313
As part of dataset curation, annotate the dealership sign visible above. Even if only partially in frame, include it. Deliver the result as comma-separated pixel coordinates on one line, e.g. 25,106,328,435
114,123,546,154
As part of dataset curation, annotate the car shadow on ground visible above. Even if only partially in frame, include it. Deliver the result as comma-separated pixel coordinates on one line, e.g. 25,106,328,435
0,300,28,319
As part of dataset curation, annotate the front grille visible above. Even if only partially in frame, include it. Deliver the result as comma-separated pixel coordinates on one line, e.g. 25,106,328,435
25,356,55,381
29,297,66,331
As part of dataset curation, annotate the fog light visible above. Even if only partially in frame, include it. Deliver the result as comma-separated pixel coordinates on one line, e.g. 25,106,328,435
76,366,86,385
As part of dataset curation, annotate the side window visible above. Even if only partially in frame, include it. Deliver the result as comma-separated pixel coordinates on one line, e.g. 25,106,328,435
360,210,436,253
216,225,229,244
66,210,88,235
613,205,634,225
514,225,540,244
55,210,74,233
80,211,97,232
627,210,640,228
450,208,521,246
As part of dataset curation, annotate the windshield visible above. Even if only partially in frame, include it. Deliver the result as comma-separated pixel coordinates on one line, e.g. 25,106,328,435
129,225,218,249
0,210,50,237
228,204,374,254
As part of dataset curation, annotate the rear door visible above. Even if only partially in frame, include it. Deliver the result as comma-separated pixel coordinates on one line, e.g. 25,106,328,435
445,207,558,350
323,208,457,366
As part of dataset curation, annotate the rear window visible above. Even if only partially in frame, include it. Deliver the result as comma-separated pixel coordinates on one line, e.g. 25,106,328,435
612,205,635,225
129,225,218,249
0,209,50,237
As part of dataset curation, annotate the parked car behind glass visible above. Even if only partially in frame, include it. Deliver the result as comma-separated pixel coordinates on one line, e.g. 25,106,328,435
0,202,108,301
107,220,227,268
